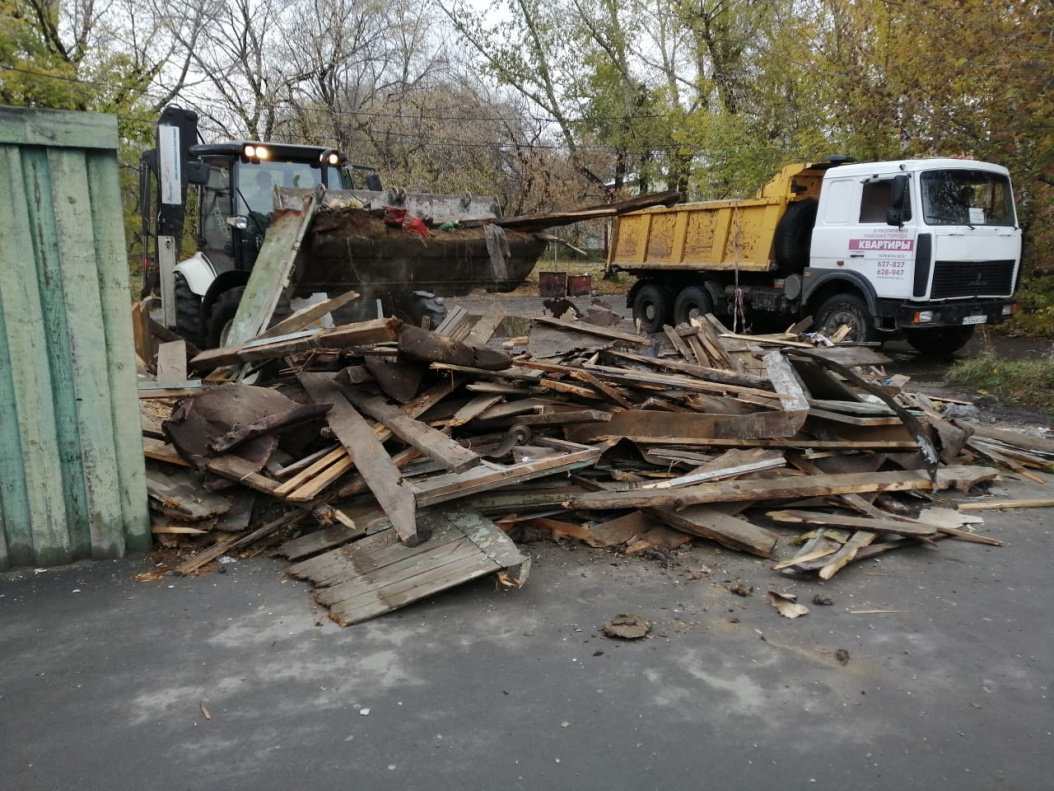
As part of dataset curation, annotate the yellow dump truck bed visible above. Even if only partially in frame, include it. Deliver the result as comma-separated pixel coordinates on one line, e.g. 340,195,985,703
607,161,829,274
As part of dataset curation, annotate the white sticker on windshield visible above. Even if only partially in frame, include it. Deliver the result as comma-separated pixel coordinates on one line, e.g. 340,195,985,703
969,207,985,225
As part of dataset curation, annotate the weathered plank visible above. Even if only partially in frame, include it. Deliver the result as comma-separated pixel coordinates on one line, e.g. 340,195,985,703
341,387,480,473
254,288,360,339
764,510,938,537
648,505,779,558
299,372,419,544
225,196,320,348
412,447,601,507
531,315,651,346
566,467,1000,511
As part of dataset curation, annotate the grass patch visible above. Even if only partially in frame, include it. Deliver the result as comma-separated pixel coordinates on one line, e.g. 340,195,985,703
946,351,1054,411
1003,272,1054,338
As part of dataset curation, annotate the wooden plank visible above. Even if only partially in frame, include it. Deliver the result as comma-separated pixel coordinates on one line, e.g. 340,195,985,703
589,436,920,450
142,438,192,467
463,302,508,345
156,340,188,384
566,467,1000,511
272,447,348,497
191,318,400,368
765,509,937,537
225,196,320,348
663,324,696,362
254,288,360,339
564,406,806,444
640,455,786,489
958,498,1054,512
279,511,391,561
0,107,117,149
570,369,636,409
691,317,743,371
413,448,601,507
299,372,419,545
342,387,480,473
581,363,787,400
531,315,650,346
48,148,129,560
603,349,770,389
647,505,778,558
447,394,504,427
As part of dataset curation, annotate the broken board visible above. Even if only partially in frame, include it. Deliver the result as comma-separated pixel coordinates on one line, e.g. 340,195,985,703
286,508,528,626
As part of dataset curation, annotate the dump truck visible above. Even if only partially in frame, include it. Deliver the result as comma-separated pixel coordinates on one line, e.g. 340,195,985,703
610,157,1022,353
140,105,548,347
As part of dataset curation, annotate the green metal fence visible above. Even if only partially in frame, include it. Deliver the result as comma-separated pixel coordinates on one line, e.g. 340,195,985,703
0,106,149,569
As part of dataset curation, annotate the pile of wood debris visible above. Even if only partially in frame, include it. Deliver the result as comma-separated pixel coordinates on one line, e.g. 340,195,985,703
136,296,1053,626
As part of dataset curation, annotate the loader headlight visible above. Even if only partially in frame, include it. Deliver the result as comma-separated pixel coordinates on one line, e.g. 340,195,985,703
226,215,249,230
243,145,270,161
319,148,342,166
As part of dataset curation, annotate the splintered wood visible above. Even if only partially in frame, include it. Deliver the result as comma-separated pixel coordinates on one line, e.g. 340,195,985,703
140,298,1051,626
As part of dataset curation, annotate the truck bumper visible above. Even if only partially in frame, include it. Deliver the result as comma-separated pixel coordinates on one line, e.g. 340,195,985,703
884,299,1016,330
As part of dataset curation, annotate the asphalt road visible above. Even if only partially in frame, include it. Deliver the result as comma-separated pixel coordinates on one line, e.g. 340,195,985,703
1,473,1051,790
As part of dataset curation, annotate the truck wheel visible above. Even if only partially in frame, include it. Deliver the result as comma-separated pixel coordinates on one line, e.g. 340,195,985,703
205,286,245,349
774,198,818,271
815,293,877,344
174,272,202,345
905,325,975,355
633,284,674,334
674,286,714,325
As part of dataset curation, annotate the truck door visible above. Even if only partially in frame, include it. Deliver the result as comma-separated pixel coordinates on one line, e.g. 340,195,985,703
847,176,917,300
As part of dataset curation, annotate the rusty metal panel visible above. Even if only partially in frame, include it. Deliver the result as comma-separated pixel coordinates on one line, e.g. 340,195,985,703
0,106,149,569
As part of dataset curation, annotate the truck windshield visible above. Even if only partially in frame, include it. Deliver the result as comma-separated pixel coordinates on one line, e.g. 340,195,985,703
920,169,1015,227
237,161,321,215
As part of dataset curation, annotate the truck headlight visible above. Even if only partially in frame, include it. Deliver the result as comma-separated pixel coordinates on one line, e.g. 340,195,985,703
1002,303,1015,316
226,215,249,230
913,311,934,324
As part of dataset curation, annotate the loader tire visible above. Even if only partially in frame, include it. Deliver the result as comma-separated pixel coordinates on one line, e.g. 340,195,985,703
774,198,818,271
205,286,245,349
174,272,203,346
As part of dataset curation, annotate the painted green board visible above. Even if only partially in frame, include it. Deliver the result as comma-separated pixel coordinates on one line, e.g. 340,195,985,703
0,106,149,568
225,196,319,348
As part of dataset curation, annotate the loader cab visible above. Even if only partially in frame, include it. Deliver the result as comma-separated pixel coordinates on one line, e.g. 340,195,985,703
187,142,381,274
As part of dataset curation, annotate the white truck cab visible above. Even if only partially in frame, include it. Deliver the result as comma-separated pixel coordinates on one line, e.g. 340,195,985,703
806,159,1021,351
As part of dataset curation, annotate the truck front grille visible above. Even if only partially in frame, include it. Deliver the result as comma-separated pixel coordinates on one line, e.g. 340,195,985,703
930,260,1015,299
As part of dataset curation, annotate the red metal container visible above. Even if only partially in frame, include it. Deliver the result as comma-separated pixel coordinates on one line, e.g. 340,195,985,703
567,274,592,297
539,271,568,297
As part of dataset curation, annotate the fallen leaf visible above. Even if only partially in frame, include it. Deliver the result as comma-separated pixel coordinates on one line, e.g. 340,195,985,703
768,591,809,619
200,701,211,720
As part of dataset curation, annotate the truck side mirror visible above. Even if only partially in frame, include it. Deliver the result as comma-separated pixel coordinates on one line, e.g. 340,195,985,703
887,174,911,226
366,172,383,191
186,161,210,185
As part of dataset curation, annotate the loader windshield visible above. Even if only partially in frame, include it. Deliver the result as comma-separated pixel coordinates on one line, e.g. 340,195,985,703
237,161,321,215
920,169,1015,227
